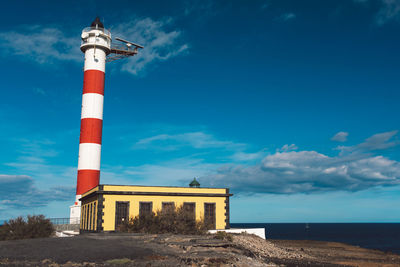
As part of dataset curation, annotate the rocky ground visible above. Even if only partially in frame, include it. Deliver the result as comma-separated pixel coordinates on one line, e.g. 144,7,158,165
0,233,399,266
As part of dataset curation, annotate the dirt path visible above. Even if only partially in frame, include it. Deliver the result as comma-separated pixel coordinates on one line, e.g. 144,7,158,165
0,234,153,264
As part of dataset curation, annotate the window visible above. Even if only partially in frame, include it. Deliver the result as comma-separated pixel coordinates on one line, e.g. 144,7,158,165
88,203,92,230
81,205,85,229
85,204,89,230
115,202,129,228
139,202,153,217
162,202,175,213
204,203,216,229
93,202,97,230
183,202,196,221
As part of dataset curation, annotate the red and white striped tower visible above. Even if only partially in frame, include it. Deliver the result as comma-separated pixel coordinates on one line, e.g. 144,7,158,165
69,17,142,223
70,17,111,223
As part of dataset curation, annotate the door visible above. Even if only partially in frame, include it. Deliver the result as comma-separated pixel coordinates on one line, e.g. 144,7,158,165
115,201,129,228
204,203,216,229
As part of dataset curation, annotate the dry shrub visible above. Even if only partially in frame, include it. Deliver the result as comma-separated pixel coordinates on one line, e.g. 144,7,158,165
117,206,212,235
0,215,54,240
215,231,233,241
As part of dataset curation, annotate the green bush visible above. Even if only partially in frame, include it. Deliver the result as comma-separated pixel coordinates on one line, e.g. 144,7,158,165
0,215,54,241
117,206,212,235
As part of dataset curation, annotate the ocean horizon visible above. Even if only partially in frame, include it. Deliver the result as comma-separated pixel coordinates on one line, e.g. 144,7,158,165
231,223,400,255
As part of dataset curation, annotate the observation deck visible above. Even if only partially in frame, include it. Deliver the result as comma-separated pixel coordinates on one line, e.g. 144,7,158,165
80,26,112,54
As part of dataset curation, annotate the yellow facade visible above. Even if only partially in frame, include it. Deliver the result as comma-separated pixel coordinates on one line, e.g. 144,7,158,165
80,194,98,231
80,184,232,232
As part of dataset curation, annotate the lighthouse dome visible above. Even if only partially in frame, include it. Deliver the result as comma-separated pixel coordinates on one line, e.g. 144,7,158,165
91,17,104,29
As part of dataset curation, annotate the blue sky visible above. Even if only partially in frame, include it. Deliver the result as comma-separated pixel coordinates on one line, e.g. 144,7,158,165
0,0,399,222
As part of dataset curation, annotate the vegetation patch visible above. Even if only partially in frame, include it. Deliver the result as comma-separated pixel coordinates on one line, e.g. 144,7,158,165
117,206,212,235
105,258,132,265
0,215,54,241
214,231,233,241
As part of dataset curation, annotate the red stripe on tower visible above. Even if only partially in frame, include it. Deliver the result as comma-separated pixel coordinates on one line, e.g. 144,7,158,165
83,70,105,95
77,170,100,195
79,118,103,144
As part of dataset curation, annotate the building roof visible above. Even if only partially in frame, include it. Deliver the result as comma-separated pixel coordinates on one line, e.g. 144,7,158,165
80,184,232,201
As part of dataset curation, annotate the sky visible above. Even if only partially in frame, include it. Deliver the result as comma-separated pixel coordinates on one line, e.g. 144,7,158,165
0,0,399,222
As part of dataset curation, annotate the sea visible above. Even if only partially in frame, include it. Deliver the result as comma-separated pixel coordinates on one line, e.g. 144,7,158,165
231,223,400,255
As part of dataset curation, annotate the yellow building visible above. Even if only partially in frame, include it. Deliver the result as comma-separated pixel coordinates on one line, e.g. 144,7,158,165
80,182,232,232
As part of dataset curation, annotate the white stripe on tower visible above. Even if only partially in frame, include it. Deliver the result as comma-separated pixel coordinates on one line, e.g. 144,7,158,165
81,93,104,119
84,48,106,72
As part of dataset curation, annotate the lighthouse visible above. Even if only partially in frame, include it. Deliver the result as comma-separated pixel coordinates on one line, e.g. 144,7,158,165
70,18,142,223
69,17,110,223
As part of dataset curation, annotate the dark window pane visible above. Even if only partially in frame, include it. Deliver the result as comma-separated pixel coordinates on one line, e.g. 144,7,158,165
93,203,96,229
162,202,175,213
85,205,89,230
139,202,152,217
88,203,92,230
183,203,196,220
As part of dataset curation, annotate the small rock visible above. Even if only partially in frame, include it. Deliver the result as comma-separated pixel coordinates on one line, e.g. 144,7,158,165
42,259,52,264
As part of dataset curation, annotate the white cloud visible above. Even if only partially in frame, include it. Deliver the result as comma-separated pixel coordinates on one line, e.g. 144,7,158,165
15,138,58,158
0,26,80,63
33,88,47,96
0,17,188,75
277,144,298,152
134,131,246,151
1,141,77,212
358,130,399,150
280,13,296,21
127,129,400,195
112,17,189,75
230,151,265,161
101,158,220,188
201,131,400,194
0,175,74,209
4,137,77,193
331,131,349,142
376,0,400,25
354,0,400,25
183,0,215,16
337,130,398,155
261,2,270,10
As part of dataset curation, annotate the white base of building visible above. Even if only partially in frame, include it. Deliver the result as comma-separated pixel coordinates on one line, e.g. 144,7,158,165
69,195,81,224
208,228,266,239
55,230,80,237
